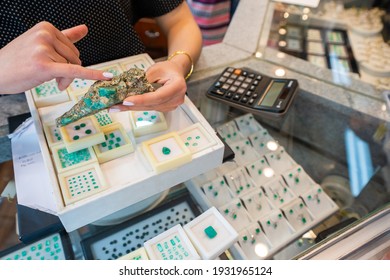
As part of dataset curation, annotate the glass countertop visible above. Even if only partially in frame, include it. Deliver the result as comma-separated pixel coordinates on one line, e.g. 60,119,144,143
257,0,389,98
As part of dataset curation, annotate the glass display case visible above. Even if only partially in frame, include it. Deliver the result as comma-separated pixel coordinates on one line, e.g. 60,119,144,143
1,0,389,260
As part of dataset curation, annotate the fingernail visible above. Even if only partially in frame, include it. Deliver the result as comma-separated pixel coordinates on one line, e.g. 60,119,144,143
123,101,134,106
103,72,114,78
108,108,120,113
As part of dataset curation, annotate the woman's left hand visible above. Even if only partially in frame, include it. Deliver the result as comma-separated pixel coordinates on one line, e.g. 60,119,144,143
110,60,187,112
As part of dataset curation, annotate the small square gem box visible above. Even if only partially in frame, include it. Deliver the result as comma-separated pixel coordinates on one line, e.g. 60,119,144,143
142,131,192,173
43,122,64,147
224,167,257,197
93,122,134,163
129,110,168,137
218,198,252,232
259,210,295,247
202,176,235,208
119,54,154,71
60,116,105,153
183,206,238,260
237,222,273,260
216,120,245,144
144,224,200,260
264,147,296,174
240,188,275,221
282,165,316,196
31,80,69,108
51,144,97,174
301,186,338,219
248,130,279,157
178,123,216,154
262,177,296,206
93,110,113,127
281,198,315,231
234,113,264,137
58,163,108,205
245,157,276,187
67,78,95,101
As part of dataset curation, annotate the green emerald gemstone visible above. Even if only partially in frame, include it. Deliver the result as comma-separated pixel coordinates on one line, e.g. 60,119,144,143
204,226,217,239
162,147,171,155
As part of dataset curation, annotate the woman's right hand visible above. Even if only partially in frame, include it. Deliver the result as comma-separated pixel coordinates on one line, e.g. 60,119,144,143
0,21,112,94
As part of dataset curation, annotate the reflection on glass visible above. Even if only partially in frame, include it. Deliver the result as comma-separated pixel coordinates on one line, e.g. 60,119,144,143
275,68,286,77
255,243,269,258
263,167,275,178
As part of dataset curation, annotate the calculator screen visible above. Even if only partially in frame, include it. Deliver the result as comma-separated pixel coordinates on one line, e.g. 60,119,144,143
259,81,285,107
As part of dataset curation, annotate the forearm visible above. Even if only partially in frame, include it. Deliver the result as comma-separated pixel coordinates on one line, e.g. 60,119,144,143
156,2,202,79
165,20,202,79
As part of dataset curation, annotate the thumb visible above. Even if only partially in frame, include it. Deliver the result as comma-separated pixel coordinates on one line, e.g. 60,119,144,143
61,24,89,43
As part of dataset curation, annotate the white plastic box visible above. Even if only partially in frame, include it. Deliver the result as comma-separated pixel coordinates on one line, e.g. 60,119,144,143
18,54,225,232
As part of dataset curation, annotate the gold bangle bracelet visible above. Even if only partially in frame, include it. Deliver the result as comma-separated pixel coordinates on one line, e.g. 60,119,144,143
167,50,194,80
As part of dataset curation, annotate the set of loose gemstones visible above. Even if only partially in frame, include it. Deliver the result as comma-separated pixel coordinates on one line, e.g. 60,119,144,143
42,108,215,206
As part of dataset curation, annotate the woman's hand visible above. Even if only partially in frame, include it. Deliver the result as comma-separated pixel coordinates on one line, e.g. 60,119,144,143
0,21,112,94
111,60,187,112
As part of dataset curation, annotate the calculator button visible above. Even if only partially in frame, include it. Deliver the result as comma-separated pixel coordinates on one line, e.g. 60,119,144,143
233,81,241,87
214,82,222,88
241,97,248,103
234,69,242,75
237,88,245,95
248,73,255,78
227,67,234,73
245,77,253,83
253,80,259,86
241,82,249,89
222,84,230,90
250,85,256,91
230,86,238,92
252,93,258,98
219,77,227,83
245,91,252,97
242,71,248,76
210,89,225,95
223,72,230,77
256,75,262,80
238,76,245,82
230,74,238,79
226,91,233,98
233,94,240,100
248,98,255,105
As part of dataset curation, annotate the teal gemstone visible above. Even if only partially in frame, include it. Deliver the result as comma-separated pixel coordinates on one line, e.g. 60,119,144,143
162,147,171,155
204,226,217,239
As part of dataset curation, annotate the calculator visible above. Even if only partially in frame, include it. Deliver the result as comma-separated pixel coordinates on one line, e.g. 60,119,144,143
206,67,299,118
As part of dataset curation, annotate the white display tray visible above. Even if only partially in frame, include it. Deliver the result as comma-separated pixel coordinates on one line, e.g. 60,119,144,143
20,54,224,232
